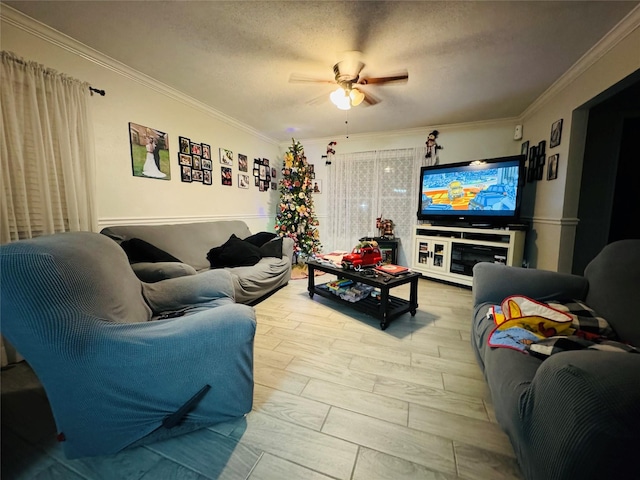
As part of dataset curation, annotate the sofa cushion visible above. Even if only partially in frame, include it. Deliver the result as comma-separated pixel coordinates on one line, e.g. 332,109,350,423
244,231,277,247
259,237,283,259
207,234,261,268
120,238,181,264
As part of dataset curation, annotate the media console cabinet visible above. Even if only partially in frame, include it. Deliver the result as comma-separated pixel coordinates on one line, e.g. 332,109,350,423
412,224,526,287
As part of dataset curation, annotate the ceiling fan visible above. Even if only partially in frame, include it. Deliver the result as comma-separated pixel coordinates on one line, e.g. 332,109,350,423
289,54,408,110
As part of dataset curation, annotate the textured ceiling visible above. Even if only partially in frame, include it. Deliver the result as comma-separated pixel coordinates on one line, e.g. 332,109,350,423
3,1,638,142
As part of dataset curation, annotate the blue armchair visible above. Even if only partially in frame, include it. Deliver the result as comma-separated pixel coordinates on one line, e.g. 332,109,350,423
0,231,256,458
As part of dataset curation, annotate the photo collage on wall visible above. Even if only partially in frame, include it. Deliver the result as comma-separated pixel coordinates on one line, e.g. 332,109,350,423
520,117,563,183
252,158,276,192
178,136,212,185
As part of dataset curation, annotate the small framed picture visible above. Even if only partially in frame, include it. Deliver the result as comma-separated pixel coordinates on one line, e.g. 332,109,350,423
238,174,249,189
179,153,192,166
220,148,233,166
202,158,212,170
537,140,546,156
520,141,529,157
202,144,211,160
254,176,260,187
192,169,203,182
181,165,192,183
192,155,201,170
271,167,276,178
238,154,248,172
550,119,563,148
547,154,559,180
190,142,202,156
203,169,212,185
308,163,315,173
312,180,322,194
263,158,270,168
271,182,277,190
179,136,191,154
221,166,232,185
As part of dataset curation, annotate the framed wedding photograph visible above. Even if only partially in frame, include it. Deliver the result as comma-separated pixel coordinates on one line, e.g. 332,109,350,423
547,154,559,180
129,122,171,180
550,119,563,148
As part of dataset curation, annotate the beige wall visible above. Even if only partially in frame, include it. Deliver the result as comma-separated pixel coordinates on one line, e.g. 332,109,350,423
519,13,640,272
1,11,282,234
3,5,638,271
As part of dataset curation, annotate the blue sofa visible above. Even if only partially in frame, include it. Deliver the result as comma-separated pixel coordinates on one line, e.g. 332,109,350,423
1,231,256,458
471,239,640,480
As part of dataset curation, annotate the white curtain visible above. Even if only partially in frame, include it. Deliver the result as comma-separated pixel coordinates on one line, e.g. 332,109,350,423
0,51,96,365
325,147,434,265
1,51,96,244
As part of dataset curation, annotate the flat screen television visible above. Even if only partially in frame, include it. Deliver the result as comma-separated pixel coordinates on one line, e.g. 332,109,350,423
417,155,526,226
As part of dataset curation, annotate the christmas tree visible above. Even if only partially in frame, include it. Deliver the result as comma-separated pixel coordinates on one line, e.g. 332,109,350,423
275,139,322,259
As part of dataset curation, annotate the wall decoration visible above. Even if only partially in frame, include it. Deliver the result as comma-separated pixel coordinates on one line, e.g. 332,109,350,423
221,166,232,186
252,158,272,191
238,154,248,172
312,180,322,194
129,122,170,180
179,136,191,154
271,182,277,190
192,170,204,182
181,165,192,182
547,154,559,180
520,141,529,157
550,119,563,148
254,176,260,187
179,153,192,166
202,143,211,160
271,167,277,178
527,145,537,183
177,135,212,185
220,148,233,166
203,170,212,185
238,174,249,189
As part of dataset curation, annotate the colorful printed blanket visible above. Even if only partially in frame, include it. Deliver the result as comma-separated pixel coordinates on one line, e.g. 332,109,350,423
487,295,638,357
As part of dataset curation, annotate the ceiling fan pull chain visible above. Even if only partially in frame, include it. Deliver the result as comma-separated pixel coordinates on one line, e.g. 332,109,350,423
345,111,349,139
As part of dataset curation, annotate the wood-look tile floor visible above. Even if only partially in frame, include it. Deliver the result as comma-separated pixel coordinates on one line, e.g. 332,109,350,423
1,276,523,479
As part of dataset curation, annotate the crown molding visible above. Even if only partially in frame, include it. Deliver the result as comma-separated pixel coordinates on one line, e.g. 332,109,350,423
521,5,640,119
295,116,520,147
0,4,279,146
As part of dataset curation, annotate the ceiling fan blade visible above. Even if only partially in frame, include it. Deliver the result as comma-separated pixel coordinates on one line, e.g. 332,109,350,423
289,73,335,84
358,72,409,85
362,90,380,106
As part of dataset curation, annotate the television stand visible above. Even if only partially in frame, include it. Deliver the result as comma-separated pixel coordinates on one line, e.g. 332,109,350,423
412,224,526,287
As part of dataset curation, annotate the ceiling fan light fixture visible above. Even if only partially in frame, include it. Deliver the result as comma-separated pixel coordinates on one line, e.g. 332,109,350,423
350,88,365,106
330,87,351,110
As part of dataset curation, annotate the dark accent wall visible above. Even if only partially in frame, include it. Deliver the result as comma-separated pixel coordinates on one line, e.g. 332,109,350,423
572,75,640,275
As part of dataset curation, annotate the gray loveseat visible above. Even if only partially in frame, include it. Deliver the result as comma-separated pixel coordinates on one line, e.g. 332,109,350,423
471,239,640,480
101,220,293,305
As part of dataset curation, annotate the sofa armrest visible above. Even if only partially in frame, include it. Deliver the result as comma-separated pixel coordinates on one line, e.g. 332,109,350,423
142,268,236,313
515,351,640,480
131,262,197,283
472,262,588,307
281,237,295,263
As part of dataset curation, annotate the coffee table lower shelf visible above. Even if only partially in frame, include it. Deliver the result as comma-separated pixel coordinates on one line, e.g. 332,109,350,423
306,261,420,330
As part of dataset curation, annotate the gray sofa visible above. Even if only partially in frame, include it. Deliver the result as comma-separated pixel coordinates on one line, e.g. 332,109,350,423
101,220,293,305
1,232,256,458
471,239,640,480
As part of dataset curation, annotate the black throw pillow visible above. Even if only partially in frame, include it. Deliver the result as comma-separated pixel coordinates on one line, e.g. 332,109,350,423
259,237,283,259
120,238,182,263
207,234,261,268
243,231,277,247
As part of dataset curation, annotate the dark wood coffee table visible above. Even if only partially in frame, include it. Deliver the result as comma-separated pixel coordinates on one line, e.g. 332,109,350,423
306,260,420,330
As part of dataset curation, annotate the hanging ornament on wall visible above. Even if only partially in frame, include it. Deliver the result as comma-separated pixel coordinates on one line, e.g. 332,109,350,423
425,130,443,164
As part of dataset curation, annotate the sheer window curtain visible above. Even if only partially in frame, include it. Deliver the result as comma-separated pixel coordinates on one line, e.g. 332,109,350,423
1,51,96,365
325,147,433,266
